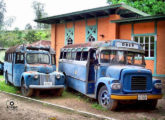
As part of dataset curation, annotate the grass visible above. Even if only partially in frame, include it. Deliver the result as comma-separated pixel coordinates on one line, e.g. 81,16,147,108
0,75,4,80
91,103,106,111
0,75,20,94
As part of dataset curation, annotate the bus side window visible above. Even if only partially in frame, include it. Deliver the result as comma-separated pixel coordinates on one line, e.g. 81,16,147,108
51,54,56,65
76,52,81,61
15,53,24,64
81,51,88,61
71,52,76,60
60,52,63,59
66,52,71,60
5,53,8,61
63,52,67,59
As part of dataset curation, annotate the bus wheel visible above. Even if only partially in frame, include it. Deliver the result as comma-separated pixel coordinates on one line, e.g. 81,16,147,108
5,72,10,85
21,80,33,97
98,85,118,111
52,88,64,96
146,100,158,110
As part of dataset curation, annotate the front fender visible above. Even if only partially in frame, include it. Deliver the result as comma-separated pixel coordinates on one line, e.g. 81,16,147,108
96,77,116,97
21,71,38,87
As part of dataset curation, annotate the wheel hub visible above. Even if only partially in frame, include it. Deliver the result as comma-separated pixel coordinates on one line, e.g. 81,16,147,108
101,90,110,106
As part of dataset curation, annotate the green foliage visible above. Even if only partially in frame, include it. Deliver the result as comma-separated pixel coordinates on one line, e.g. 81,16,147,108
0,29,51,47
24,30,39,43
0,79,20,94
107,0,165,15
0,51,5,62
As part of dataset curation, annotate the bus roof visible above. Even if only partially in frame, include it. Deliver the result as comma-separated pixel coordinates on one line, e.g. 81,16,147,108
6,44,55,54
62,39,144,52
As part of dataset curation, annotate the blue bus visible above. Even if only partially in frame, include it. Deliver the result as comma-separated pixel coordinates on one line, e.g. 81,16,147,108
4,45,65,97
0,61,3,75
59,39,163,110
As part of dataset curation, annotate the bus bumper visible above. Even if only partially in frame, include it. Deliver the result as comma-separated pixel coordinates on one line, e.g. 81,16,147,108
29,85,64,89
111,94,163,100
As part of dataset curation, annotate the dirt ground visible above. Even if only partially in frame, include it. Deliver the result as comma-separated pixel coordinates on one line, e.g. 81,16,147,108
0,92,99,120
0,77,165,120
39,91,165,120
39,77,165,120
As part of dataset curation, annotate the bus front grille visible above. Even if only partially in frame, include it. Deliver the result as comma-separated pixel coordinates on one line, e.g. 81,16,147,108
131,76,147,90
39,75,55,85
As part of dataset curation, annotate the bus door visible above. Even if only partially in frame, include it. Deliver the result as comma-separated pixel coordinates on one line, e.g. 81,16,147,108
13,52,25,86
86,49,97,94
51,54,56,71
7,53,14,83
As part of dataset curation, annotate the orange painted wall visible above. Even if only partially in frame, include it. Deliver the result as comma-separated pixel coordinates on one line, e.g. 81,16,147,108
87,19,96,26
134,22,155,34
75,20,86,44
66,22,73,28
55,23,65,67
145,60,154,73
108,15,120,40
157,21,165,74
51,24,56,49
97,17,110,41
119,24,132,40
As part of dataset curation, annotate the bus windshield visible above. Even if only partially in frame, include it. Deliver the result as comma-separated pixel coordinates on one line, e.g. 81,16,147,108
26,53,50,64
100,50,145,66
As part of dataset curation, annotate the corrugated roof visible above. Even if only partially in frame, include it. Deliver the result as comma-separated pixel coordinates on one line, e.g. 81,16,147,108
29,40,51,47
35,4,149,24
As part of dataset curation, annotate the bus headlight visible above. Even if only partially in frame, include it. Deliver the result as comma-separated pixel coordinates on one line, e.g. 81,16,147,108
56,74,61,79
111,83,121,90
154,83,162,89
34,74,39,79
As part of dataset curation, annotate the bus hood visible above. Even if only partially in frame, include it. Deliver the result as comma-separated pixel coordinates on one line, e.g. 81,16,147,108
106,65,148,80
26,64,54,74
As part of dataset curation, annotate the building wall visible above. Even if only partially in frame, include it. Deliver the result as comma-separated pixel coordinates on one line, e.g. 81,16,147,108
134,22,155,34
51,14,165,75
157,20,165,75
119,24,132,40
53,14,120,66
54,23,65,68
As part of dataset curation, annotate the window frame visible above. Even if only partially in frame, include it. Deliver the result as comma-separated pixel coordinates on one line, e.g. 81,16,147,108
133,35,155,59
15,52,25,64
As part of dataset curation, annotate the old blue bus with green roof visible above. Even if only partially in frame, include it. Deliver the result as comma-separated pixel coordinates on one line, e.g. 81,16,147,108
59,39,163,110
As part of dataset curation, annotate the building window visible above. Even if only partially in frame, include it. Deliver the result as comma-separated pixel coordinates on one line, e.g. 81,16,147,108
65,27,74,45
86,25,97,42
67,38,73,45
133,36,155,57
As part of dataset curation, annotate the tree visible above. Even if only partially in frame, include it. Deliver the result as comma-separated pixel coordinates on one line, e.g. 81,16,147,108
0,0,6,30
32,1,49,29
107,0,165,15
0,0,15,30
25,23,33,30
24,30,40,43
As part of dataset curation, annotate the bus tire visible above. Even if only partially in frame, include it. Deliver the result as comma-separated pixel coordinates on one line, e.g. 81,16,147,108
54,88,64,96
5,72,10,85
21,80,33,97
146,100,158,110
98,85,118,111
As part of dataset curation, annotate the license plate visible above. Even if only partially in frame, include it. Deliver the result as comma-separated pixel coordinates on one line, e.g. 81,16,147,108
44,82,52,86
138,94,147,100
